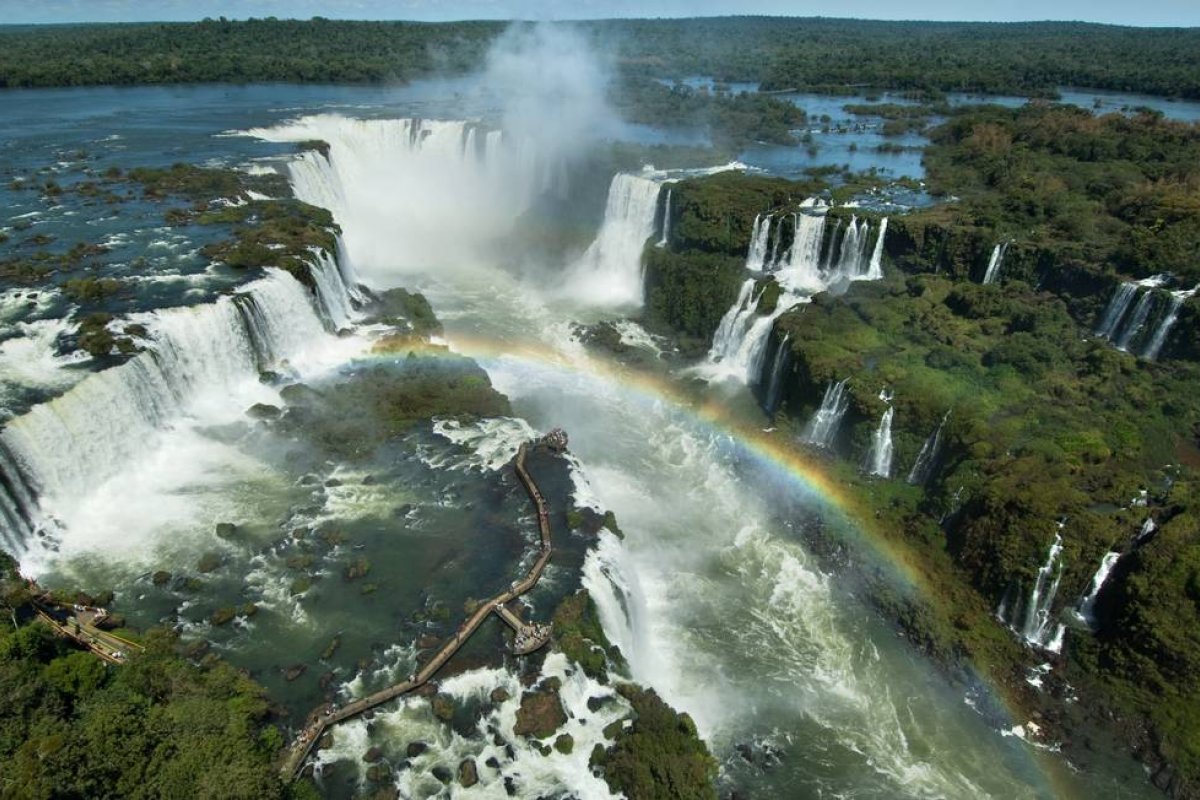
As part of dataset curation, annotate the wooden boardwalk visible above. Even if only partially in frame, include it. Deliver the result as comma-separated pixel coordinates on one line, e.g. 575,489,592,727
280,439,557,779
33,603,144,665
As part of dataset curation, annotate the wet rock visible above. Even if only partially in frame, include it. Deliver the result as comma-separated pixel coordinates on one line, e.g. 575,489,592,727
485,756,501,770
319,671,336,691
416,634,440,650
317,732,333,751
504,776,517,796
514,688,567,738
362,474,377,485
586,695,613,713
431,765,452,784
490,687,511,704
365,763,391,784
431,693,455,721
214,522,238,541
363,745,384,764
151,570,172,586
325,477,343,488
246,403,281,420
289,576,312,595
406,741,428,758
210,606,237,626
392,503,414,518
458,758,478,788
197,552,221,573
283,663,307,682
554,733,574,755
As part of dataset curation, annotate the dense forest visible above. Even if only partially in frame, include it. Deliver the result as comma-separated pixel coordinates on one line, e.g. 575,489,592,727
1,17,1199,99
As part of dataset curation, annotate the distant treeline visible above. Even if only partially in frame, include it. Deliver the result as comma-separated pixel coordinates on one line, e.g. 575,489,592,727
1,17,1199,99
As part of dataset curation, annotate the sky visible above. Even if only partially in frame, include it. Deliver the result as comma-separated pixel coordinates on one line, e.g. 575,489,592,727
2,0,1198,27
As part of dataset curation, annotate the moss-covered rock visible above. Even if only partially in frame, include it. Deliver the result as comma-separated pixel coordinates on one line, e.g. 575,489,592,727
513,687,566,739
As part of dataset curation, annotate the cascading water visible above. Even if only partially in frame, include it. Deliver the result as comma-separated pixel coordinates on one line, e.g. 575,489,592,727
1095,282,1138,339
0,264,353,566
1143,285,1198,360
1007,529,1067,653
866,216,888,281
981,242,1009,285
1074,551,1121,629
564,173,662,308
803,379,849,448
247,115,560,283
778,210,828,292
1115,290,1157,351
763,333,790,415
746,214,772,271
831,216,873,284
700,280,800,384
656,188,672,248
864,392,894,478
907,411,949,485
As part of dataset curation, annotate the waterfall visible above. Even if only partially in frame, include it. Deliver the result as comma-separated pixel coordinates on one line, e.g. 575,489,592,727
1135,517,1157,544
565,173,662,308
864,394,894,478
1143,285,1198,360
831,216,872,283
981,242,1009,285
1010,530,1067,653
1095,282,1138,338
701,280,800,384
866,217,888,281
746,214,772,271
804,379,849,448
778,211,828,293
0,266,345,561
656,188,673,248
1114,290,1156,351
248,116,559,281
906,411,949,486
1074,551,1121,629
763,334,790,415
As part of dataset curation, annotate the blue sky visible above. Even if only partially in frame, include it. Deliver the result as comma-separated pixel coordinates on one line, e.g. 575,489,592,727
3,0,1198,26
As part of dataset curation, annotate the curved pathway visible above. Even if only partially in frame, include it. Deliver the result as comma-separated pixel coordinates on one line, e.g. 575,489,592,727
280,439,556,779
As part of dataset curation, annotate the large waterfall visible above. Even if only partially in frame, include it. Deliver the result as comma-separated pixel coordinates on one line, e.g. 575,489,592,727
0,263,354,565
1001,529,1067,653
1074,551,1121,630
702,202,888,387
981,242,1008,285
701,279,800,384
803,379,849,448
864,393,894,478
565,173,663,308
248,115,563,283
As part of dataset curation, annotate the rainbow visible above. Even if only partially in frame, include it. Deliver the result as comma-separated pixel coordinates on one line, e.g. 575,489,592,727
366,330,927,593
360,328,1083,798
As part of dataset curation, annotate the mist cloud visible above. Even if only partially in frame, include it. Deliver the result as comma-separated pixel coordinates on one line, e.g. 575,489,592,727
479,22,618,164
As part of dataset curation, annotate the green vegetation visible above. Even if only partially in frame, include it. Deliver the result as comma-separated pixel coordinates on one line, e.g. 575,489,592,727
551,590,624,682
912,103,1200,285
276,344,510,459
590,684,717,800
612,77,806,149
3,18,1200,102
0,558,287,799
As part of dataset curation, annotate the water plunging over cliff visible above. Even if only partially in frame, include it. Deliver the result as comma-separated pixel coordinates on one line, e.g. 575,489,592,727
701,280,801,384
0,264,355,567
907,411,949,485
1074,551,1121,630
1002,529,1067,653
763,334,790,415
864,392,894,478
981,242,1009,285
656,188,673,248
746,214,773,272
804,379,849,448
1143,284,1198,361
564,173,663,308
